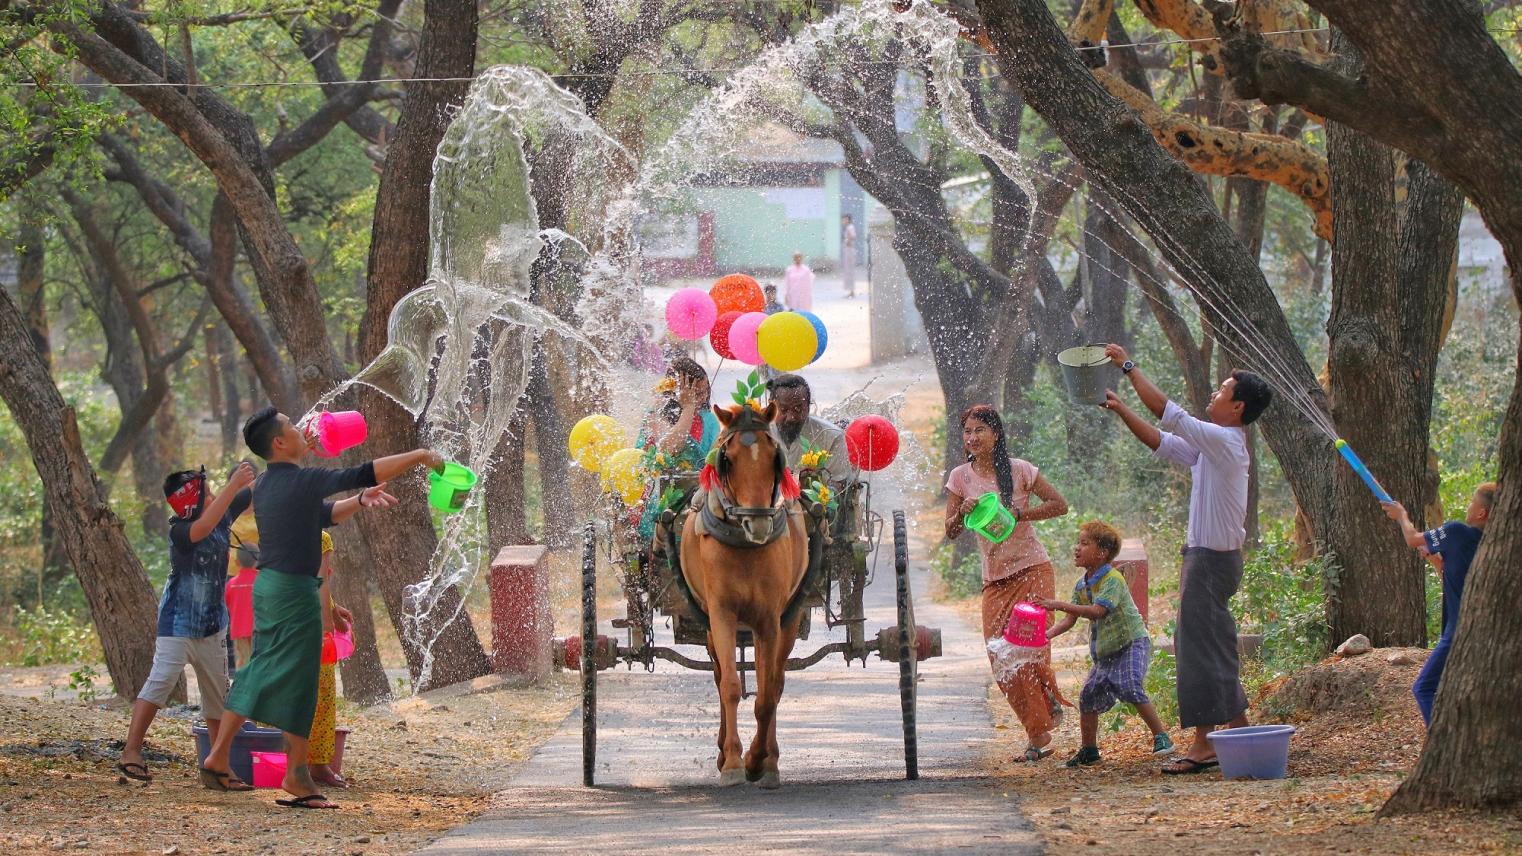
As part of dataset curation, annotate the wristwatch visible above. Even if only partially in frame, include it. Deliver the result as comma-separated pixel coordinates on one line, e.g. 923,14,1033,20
1121,359,1136,375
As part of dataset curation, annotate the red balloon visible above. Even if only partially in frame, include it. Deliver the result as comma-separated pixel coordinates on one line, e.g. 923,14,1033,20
845,415,899,472
710,311,743,360
710,274,765,316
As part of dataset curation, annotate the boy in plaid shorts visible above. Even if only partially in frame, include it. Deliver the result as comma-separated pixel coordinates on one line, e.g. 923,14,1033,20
1041,520,1173,766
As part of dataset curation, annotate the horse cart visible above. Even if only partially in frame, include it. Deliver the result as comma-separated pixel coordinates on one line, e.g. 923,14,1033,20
555,465,942,786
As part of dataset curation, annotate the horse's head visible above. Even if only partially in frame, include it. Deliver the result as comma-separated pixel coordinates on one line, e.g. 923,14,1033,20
711,402,785,509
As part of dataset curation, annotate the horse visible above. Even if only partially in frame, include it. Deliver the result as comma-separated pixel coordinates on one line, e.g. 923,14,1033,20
679,402,810,789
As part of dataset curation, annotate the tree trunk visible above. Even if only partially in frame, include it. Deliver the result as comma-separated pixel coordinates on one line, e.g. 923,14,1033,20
207,322,241,455
0,286,159,699
354,0,491,691
326,529,393,704
16,208,68,590
1383,333,1522,813
485,411,532,550
1317,31,1461,645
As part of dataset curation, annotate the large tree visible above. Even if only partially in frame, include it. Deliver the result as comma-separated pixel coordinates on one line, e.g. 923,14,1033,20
1202,0,1522,814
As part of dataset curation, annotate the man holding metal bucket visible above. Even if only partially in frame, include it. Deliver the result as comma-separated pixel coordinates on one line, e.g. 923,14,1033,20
1098,343,1273,774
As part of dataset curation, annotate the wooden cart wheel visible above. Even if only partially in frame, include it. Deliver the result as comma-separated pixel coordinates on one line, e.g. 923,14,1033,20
580,522,598,787
893,510,919,780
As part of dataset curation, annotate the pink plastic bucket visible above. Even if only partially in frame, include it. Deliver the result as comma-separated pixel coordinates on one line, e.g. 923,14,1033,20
322,629,355,664
1004,602,1048,648
317,410,368,456
250,751,287,788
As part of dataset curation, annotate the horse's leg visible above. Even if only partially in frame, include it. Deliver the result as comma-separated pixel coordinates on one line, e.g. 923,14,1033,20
708,611,746,785
757,612,797,785
744,616,778,784
706,637,727,772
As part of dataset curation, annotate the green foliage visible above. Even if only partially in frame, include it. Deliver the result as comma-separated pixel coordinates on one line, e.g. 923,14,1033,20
929,541,984,600
4,603,98,667
1236,521,1334,683
67,664,100,702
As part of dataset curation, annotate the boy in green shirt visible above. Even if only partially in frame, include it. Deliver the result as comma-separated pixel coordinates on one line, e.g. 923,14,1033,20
1041,521,1173,766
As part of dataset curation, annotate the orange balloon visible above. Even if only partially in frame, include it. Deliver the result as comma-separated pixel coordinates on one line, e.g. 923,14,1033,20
709,274,765,316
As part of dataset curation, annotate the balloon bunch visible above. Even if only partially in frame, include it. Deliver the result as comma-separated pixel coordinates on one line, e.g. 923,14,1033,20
567,415,644,504
663,273,829,372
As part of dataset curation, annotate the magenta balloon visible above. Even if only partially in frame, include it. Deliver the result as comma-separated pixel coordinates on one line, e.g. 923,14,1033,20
664,288,719,340
729,312,767,365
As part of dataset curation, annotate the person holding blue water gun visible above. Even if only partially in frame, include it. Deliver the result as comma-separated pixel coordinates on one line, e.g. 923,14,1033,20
1382,483,1496,725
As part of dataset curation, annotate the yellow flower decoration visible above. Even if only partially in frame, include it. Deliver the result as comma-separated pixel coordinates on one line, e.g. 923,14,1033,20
745,397,762,412
816,485,832,506
800,450,824,469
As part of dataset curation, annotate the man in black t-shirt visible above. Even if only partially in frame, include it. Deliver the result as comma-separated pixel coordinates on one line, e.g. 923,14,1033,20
198,406,442,809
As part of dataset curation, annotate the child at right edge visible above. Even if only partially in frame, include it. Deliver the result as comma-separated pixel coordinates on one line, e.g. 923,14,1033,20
1040,520,1174,767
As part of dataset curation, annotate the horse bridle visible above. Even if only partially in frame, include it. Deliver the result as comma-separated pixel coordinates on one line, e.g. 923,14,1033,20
702,410,792,547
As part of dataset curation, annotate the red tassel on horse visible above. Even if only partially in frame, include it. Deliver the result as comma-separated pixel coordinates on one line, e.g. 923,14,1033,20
699,463,719,492
779,468,801,500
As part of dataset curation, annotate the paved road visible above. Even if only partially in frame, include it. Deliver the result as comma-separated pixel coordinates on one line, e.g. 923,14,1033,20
421,527,1042,854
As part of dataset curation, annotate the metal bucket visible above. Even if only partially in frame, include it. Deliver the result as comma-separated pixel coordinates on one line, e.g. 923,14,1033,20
1057,345,1115,406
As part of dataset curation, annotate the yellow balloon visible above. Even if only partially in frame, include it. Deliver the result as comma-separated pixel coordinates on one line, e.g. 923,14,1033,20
756,312,819,372
568,414,624,473
600,448,646,505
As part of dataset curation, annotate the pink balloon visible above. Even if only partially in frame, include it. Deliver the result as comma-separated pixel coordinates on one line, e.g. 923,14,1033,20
665,288,719,340
728,312,767,366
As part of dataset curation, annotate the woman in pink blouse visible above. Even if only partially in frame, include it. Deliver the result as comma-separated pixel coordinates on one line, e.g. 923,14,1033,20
945,404,1071,762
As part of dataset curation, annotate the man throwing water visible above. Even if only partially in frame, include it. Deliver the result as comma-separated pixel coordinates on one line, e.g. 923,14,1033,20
1098,343,1272,774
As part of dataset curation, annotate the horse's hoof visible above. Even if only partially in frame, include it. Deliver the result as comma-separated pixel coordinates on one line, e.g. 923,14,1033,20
745,766,763,783
757,770,781,790
719,768,746,787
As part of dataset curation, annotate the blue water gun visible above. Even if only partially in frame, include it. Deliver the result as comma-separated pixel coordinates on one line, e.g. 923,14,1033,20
1334,439,1393,504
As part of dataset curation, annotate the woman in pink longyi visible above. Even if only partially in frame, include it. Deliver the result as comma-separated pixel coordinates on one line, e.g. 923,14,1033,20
783,251,815,312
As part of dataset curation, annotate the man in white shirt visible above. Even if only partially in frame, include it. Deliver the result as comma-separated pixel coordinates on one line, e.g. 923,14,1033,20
767,374,849,486
840,215,858,298
1099,343,1273,774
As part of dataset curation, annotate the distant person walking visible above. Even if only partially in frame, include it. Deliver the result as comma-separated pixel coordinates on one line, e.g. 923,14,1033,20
784,251,815,311
840,214,857,298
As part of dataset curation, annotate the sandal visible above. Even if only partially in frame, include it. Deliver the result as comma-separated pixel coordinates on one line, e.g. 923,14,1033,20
116,761,152,782
198,766,254,792
1015,745,1054,763
276,793,338,809
1162,758,1219,775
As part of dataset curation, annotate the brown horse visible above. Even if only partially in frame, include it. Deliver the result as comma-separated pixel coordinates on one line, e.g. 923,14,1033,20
680,402,809,789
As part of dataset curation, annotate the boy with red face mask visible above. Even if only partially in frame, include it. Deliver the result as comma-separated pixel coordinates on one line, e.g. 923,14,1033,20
117,461,257,783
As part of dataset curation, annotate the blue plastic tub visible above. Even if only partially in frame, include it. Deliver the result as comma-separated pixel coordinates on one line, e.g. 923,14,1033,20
1206,724,1296,780
192,721,286,785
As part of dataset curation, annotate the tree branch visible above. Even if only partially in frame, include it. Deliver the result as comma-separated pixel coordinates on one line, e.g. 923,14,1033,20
1095,68,1331,238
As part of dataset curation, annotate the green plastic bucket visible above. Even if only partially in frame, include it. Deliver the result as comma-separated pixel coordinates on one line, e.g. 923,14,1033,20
965,492,1017,544
1057,345,1115,406
427,462,477,513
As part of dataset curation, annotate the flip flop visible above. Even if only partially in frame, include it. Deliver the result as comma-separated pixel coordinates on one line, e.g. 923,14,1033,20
1162,758,1219,775
1015,745,1054,763
116,761,152,782
198,766,254,792
276,793,339,809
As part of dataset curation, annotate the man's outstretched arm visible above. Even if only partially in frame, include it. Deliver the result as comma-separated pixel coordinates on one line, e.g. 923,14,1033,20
1106,343,1169,419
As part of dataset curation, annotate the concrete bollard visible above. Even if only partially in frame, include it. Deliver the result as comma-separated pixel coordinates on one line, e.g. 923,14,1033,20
1113,538,1150,624
489,545,552,682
